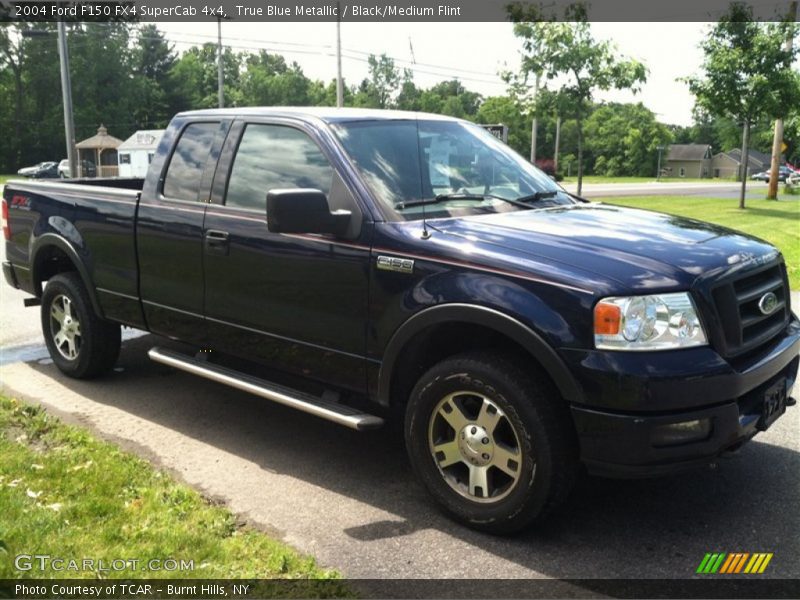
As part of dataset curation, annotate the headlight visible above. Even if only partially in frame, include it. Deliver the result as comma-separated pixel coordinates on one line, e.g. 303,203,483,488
594,292,707,351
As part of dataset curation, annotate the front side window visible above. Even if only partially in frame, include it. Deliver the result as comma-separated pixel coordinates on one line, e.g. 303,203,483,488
225,124,334,211
332,119,572,221
163,122,219,201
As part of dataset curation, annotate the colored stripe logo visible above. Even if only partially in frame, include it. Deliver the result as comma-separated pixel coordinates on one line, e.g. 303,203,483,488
697,552,773,574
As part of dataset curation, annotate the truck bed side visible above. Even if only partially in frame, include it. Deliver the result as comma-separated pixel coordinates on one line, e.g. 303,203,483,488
3,178,146,329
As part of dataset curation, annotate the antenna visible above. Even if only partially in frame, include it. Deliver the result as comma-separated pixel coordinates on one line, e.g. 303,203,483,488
415,119,431,239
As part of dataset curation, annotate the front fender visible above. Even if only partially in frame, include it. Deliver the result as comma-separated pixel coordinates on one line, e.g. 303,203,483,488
378,303,585,406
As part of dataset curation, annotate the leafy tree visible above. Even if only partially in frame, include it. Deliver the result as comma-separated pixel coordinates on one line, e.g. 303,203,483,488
508,14,647,194
584,102,672,176
132,24,178,128
240,51,313,106
686,3,800,207
671,109,774,157
353,53,401,108
308,78,351,106
171,43,242,110
428,80,482,118
784,113,800,166
475,96,532,156
396,69,421,111
0,24,27,168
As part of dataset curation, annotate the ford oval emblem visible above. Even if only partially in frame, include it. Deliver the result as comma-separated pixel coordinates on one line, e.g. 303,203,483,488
758,292,779,315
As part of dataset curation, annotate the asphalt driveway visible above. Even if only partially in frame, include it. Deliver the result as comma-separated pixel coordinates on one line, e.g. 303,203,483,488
1,332,798,582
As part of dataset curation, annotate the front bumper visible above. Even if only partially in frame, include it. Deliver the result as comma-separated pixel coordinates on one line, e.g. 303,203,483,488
567,318,800,477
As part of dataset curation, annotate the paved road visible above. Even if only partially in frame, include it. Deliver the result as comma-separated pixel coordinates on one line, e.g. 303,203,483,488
1,208,799,582
566,180,771,199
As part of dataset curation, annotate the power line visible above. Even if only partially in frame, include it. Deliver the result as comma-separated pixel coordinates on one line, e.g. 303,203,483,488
127,32,507,86
134,27,506,80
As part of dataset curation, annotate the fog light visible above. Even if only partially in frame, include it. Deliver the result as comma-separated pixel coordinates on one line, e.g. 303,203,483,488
652,419,712,447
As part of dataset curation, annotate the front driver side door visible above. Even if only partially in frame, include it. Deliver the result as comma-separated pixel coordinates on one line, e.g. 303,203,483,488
202,120,372,393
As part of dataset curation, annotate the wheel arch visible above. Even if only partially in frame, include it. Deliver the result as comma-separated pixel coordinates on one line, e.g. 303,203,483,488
378,303,584,410
31,233,104,317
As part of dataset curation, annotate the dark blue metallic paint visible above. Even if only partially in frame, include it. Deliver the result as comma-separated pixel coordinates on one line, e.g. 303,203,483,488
4,107,798,477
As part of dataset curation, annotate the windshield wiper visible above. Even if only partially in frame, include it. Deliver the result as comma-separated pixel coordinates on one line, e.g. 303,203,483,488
395,192,540,210
395,194,489,209
515,190,558,203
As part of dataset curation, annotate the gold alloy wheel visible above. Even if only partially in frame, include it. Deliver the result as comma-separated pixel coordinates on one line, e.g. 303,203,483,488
427,391,527,503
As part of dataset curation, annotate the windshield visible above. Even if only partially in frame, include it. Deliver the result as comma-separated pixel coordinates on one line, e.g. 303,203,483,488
332,119,573,221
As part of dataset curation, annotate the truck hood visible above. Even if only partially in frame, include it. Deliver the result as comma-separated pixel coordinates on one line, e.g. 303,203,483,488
429,204,779,293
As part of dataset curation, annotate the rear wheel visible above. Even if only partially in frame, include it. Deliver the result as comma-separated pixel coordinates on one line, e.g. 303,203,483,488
41,272,121,378
405,352,577,534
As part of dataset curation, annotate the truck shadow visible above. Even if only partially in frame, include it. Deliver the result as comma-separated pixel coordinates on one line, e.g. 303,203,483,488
22,334,800,581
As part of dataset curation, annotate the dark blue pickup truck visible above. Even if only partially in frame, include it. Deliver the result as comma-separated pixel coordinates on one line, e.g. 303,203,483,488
3,108,798,533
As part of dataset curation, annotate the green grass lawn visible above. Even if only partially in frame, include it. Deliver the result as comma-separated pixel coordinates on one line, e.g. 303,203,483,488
602,196,800,288
0,394,349,593
0,174,16,185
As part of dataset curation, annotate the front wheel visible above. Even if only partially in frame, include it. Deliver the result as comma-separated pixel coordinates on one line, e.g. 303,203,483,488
405,352,577,534
41,272,121,378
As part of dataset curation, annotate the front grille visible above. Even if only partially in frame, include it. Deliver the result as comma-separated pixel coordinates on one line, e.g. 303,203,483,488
711,262,790,357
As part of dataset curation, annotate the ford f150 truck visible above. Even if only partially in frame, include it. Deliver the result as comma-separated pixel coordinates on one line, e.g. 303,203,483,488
3,108,798,533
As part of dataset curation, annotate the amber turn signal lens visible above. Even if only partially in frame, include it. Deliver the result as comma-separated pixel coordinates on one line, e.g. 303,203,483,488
594,302,621,335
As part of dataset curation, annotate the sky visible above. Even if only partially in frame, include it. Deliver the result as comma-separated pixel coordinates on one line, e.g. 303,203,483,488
158,21,710,127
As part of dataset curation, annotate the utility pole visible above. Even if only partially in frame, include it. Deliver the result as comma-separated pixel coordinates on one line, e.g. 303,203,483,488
553,116,561,174
656,145,665,181
57,21,77,178
336,2,343,107
530,72,540,164
217,16,224,108
767,0,797,200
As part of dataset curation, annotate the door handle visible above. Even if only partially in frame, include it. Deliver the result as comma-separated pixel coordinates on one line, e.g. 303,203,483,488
204,229,230,255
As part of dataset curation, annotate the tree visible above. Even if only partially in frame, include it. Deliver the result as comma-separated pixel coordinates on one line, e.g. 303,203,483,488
171,43,242,110
354,53,401,108
396,69,421,111
475,96,532,156
132,24,178,128
508,15,647,194
0,24,26,169
584,103,673,177
240,51,313,106
784,113,800,166
686,3,800,208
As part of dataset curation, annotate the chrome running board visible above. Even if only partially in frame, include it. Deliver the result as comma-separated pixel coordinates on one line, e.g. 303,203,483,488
148,346,384,431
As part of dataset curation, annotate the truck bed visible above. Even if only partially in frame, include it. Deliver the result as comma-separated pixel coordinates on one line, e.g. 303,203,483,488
3,177,145,328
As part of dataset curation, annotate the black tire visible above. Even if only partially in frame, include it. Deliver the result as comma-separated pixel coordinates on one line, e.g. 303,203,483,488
41,272,121,379
405,351,577,534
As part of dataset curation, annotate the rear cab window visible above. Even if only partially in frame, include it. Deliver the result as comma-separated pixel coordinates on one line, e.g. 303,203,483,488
162,122,221,202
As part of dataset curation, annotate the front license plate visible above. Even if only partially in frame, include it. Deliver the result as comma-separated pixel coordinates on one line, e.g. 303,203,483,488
758,378,787,431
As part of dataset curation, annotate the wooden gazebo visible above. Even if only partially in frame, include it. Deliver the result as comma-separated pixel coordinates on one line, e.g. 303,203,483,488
75,125,123,177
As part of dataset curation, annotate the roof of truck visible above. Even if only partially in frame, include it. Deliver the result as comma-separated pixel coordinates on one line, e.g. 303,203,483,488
176,107,464,123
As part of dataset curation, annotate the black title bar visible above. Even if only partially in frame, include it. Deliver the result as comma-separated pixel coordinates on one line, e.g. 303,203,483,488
2,0,799,22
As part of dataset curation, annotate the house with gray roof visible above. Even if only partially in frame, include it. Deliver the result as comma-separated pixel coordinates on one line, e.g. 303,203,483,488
711,148,772,179
663,144,712,178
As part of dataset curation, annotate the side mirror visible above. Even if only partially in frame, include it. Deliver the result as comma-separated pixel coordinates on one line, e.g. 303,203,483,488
266,189,351,237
